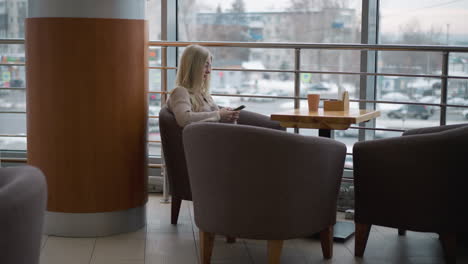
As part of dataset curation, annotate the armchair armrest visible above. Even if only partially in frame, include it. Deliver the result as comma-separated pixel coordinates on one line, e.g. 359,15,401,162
403,123,468,136
237,110,285,131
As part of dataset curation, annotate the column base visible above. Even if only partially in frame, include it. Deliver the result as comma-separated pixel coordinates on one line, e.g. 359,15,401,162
44,204,146,237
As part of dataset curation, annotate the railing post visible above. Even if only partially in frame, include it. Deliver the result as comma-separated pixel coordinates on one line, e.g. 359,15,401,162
359,0,378,141
160,0,170,203
294,48,301,134
440,51,449,126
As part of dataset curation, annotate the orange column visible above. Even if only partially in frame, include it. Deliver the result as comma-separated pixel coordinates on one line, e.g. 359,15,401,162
26,14,148,236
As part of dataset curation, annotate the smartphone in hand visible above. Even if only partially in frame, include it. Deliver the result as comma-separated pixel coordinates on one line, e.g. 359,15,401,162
232,105,246,111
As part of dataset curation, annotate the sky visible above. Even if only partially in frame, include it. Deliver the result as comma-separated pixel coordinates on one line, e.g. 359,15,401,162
380,0,468,35
196,0,468,35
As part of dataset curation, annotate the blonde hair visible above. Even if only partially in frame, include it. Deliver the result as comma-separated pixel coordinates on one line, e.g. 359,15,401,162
175,45,212,111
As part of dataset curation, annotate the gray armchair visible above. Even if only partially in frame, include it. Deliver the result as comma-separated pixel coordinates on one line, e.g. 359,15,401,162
159,106,285,225
183,122,346,263
0,165,47,264
353,124,468,263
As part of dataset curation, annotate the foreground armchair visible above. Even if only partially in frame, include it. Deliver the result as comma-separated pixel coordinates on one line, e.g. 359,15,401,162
353,124,468,263
159,106,285,225
0,166,47,264
183,122,346,263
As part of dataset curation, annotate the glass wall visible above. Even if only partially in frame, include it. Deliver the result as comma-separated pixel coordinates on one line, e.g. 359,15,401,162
0,0,29,153
377,0,468,139
177,0,364,156
0,0,35,152
0,0,26,39
146,0,162,159
380,0,468,46
147,0,162,41
0,48,26,152
447,52,468,124
178,0,361,43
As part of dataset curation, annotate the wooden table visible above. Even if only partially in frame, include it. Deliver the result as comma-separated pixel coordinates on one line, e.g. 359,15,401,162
270,108,380,241
271,108,381,137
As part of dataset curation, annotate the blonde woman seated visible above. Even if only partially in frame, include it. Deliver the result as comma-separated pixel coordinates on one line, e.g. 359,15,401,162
167,45,240,127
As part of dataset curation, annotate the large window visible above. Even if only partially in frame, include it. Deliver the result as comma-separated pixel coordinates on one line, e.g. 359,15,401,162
0,0,27,153
377,0,468,139
177,0,364,156
178,0,361,43
146,0,162,158
380,0,468,46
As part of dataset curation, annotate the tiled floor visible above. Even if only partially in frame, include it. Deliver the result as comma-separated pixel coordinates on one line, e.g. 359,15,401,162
39,194,464,264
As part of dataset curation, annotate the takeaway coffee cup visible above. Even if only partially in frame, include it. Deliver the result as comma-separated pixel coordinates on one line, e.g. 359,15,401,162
307,94,320,111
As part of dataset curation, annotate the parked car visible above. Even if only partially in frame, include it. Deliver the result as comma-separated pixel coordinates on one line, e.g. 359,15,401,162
335,126,390,139
419,96,438,104
245,91,278,102
381,92,411,102
463,109,468,120
10,79,24,88
301,82,338,97
447,97,468,106
387,104,433,120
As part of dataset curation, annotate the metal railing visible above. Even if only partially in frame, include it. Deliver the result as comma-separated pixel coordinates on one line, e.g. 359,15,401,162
2,39,468,169
150,40,468,129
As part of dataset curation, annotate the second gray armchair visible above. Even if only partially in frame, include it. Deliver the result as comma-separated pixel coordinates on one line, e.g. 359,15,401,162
183,122,347,264
159,106,285,225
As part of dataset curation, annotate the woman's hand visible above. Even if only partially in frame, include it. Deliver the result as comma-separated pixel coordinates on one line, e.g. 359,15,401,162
219,108,240,123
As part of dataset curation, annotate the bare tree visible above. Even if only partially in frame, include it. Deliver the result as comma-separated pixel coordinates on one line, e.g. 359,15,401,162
229,0,246,13
286,0,359,87
289,0,348,11
194,0,250,65
380,19,443,75
178,0,197,40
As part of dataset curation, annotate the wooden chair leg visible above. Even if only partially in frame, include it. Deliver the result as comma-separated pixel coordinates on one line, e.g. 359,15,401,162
355,223,371,257
226,236,236,243
267,240,283,264
439,232,456,264
320,225,333,259
200,230,215,264
171,197,182,225
398,229,406,236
